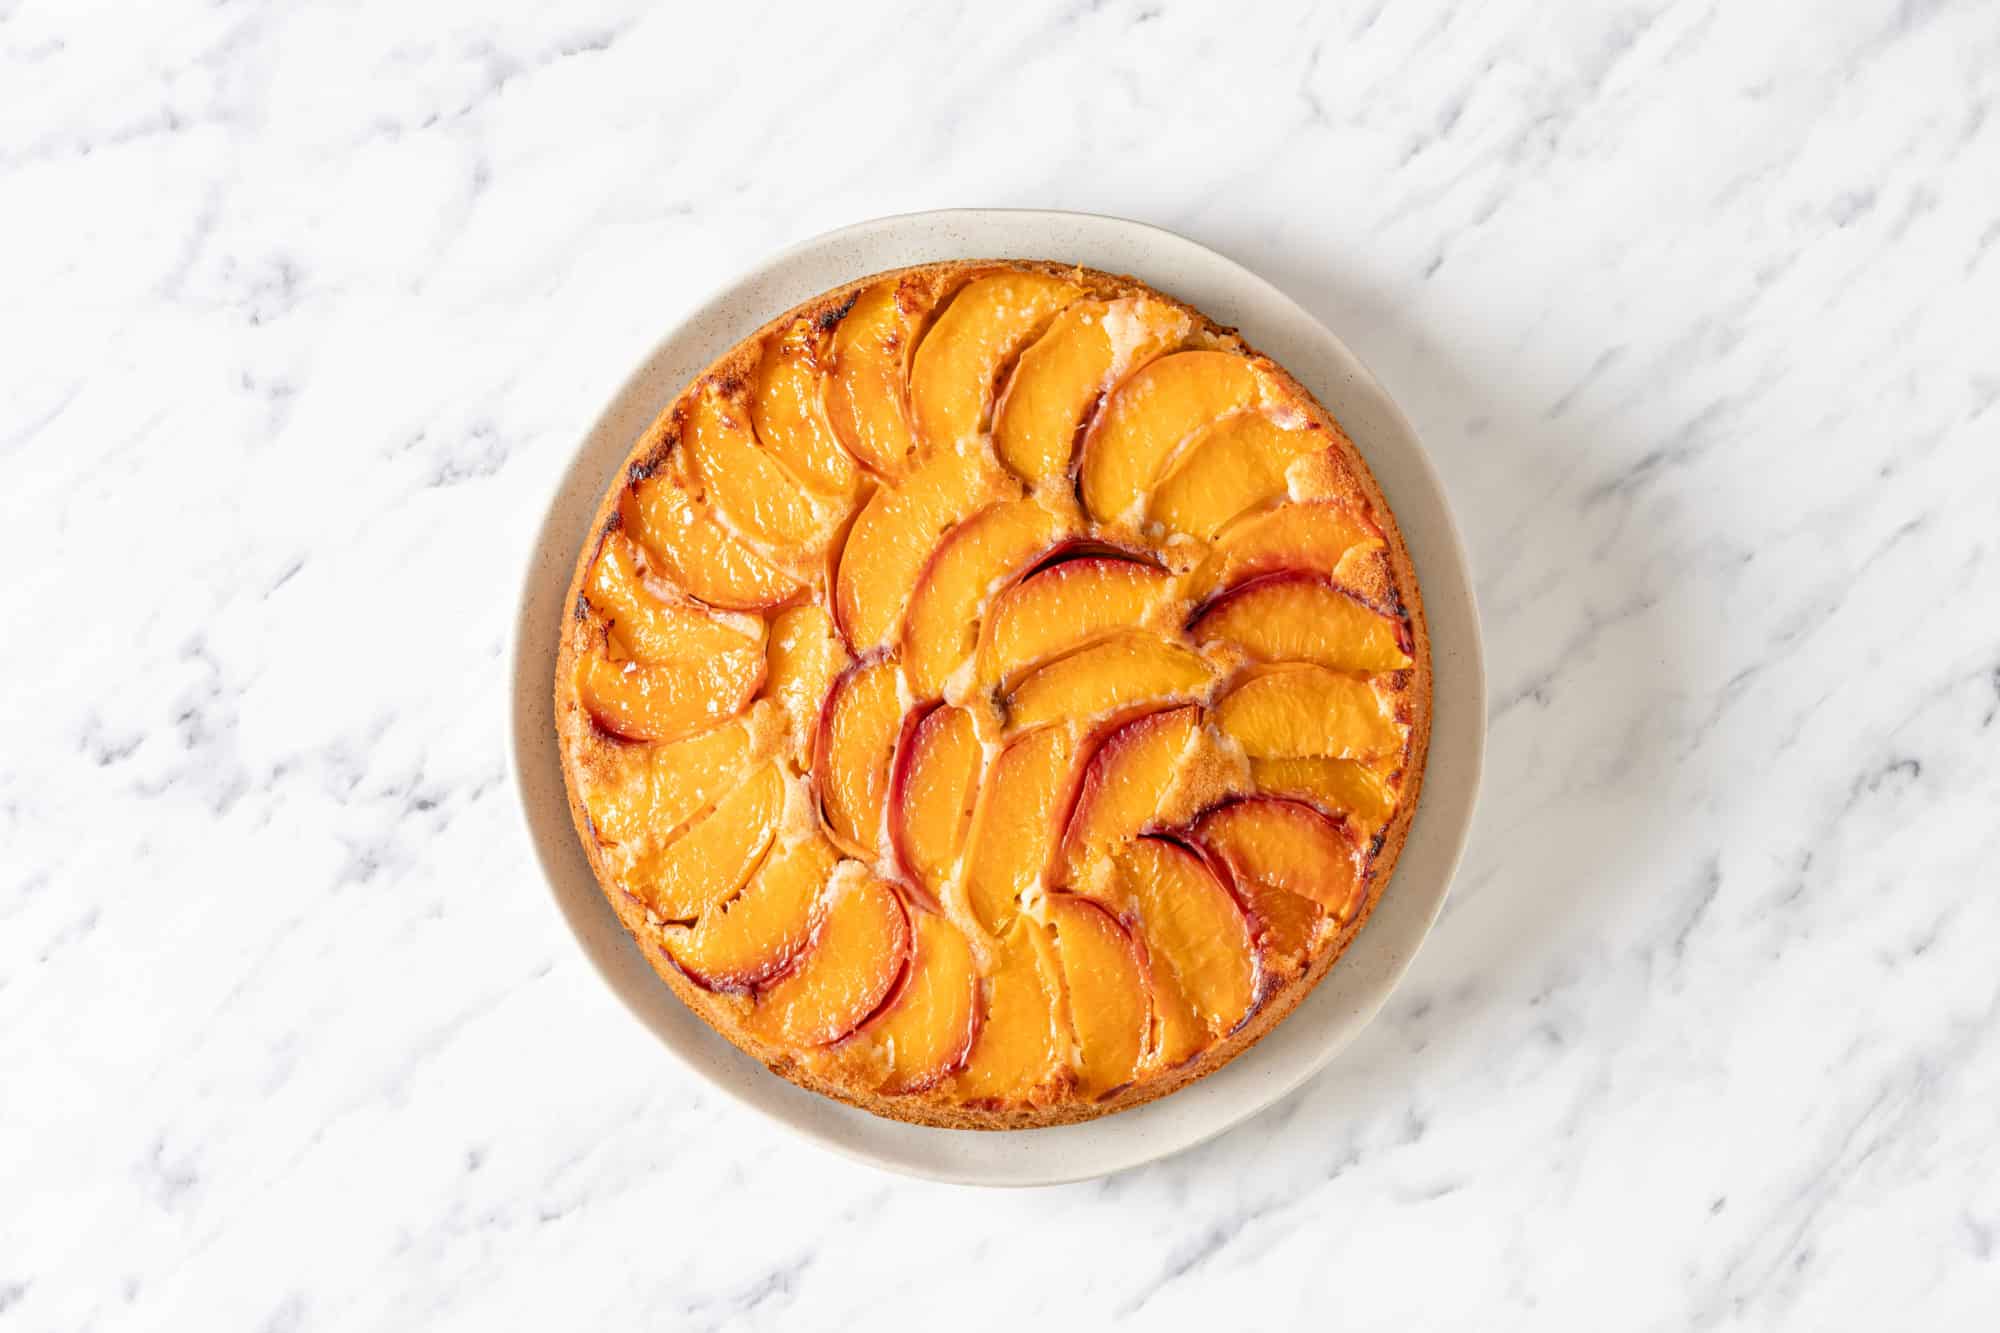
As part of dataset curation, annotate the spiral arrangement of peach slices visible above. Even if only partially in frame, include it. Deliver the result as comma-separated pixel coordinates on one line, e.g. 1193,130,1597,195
565,265,1417,1111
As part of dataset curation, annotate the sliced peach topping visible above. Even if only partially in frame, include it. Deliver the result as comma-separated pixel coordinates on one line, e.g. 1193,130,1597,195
763,603,850,766
909,271,1083,452
576,719,753,850
1191,572,1412,673
1078,351,1264,525
1004,629,1215,733
624,473,801,611
746,870,910,1047
666,831,836,991
1046,892,1148,1098
813,659,901,860
1186,499,1385,602
842,908,981,1094
629,763,784,921
1229,873,1323,976
752,316,863,500
975,555,1173,693
1105,837,1256,1048
587,531,764,664
887,703,982,904
900,498,1066,700
1213,664,1404,762
834,448,1011,652
684,382,836,562
951,919,1064,1103
826,276,946,480
576,649,765,745
1057,704,1198,887
1147,414,1322,540
1250,756,1397,836
991,297,1188,484
1193,798,1364,920
962,722,1081,934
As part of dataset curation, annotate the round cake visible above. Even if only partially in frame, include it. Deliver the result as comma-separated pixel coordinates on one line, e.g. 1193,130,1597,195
555,260,1430,1129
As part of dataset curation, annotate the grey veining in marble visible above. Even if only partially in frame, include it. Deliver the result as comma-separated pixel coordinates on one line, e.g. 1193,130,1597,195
2,0,1996,1328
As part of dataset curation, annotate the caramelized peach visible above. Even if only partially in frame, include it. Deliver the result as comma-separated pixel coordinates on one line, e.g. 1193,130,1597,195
951,919,1063,1103
666,832,835,991
625,473,801,611
753,316,863,500
1108,837,1256,1040
962,723,1081,934
1078,351,1264,524
762,603,851,767
975,555,1173,693
900,498,1066,700
684,383,836,562
630,764,784,921
843,908,980,1094
747,871,910,1047
910,271,1082,451
1190,572,1412,672
1213,663,1404,762
587,531,764,663
1186,499,1384,602
576,720,753,850
576,649,765,745
1250,756,1397,836
1046,892,1148,1098
834,448,1011,651
1057,705,1198,886
887,703,982,903
1147,414,1321,540
991,297,1188,484
813,659,901,860
1193,797,1365,922
826,276,943,479
1004,629,1214,733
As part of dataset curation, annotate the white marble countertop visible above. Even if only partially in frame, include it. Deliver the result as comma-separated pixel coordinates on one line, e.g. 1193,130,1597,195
5,1,1997,1327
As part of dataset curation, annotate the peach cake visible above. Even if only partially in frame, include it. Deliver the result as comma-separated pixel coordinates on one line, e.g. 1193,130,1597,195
555,260,1430,1129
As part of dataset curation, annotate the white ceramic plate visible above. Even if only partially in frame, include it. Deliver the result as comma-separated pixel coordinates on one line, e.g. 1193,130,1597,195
508,209,1484,1186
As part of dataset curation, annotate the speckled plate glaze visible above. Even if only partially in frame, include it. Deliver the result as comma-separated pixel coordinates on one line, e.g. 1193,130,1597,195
508,209,1484,1186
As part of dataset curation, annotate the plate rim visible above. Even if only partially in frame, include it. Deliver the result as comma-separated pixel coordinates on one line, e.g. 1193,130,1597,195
507,207,1485,1186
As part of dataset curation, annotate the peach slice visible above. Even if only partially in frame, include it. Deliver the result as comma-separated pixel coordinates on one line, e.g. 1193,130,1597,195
1229,872,1323,976
630,763,784,921
1193,797,1365,920
666,831,836,991
746,871,910,1047
576,648,765,745
900,498,1066,700
684,383,834,560
1004,629,1215,733
843,908,981,1094
991,297,1188,484
576,719,753,850
975,555,1174,693
1057,705,1198,887
887,703,982,904
1250,756,1397,836
813,659,902,860
625,474,801,611
1107,837,1256,1040
1147,414,1322,540
1045,892,1148,1098
1077,351,1263,524
834,448,1010,652
1213,664,1404,762
764,603,851,766
826,275,947,479
909,271,1083,451
951,919,1064,1103
1190,572,1412,673
1185,499,1385,602
752,316,863,500
962,723,1082,934
586,531,763,664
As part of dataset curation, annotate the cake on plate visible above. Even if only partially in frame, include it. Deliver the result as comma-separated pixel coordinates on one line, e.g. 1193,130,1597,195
555,261,1429,1128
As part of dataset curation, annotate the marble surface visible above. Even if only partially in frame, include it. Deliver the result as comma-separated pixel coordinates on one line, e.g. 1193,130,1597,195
4,0,1996,1327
